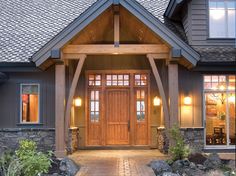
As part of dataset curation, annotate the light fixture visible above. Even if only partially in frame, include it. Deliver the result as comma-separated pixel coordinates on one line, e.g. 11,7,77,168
228,94,235,104
183,96,192,105
153,96,161,106
74,97,82,107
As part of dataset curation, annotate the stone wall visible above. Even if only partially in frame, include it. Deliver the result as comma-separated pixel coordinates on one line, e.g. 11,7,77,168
181,128,204,153
0,128,80,155
67,127,79,154
157,127,204,154
0,128,55,154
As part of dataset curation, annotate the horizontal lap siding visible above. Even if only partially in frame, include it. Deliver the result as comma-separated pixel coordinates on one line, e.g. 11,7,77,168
0,66,55,128
187,0,235,46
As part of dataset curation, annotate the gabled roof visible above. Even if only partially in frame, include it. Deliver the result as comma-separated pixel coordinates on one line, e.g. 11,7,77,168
0,0,200,65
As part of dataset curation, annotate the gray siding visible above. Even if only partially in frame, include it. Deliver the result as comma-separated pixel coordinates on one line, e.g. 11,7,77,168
0,66,55,128
184,0,235,46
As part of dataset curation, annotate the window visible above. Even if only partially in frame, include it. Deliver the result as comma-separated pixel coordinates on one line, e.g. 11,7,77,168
134,74,148,86
106,74,129,86
88,74,101,86
90,90,100,122
204,75,235,146
20,84,39,123
136,90,146,122
209,0,236,38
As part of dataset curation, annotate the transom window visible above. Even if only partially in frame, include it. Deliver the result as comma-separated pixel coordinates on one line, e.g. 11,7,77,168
90,90,100,123
134,74,148,86
106,74,129,86
209,0,236,38
88,74,101,86
204,75,235,146
20,84,39,123
136,90,146,122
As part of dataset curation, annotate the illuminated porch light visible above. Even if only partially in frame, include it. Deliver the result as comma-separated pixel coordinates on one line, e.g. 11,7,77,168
183,96,192,105
153,96,161,106
228,95,235,104
74,97,82,107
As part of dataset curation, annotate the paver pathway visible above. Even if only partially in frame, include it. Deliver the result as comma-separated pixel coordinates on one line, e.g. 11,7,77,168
69,150,168,176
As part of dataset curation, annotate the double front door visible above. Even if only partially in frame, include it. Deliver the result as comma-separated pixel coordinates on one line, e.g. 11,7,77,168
86,71,149,146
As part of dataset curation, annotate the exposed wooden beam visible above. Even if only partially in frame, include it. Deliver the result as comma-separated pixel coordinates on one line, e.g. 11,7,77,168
55,64,66,158
64,54,86,145
114,14,120,47
146,53,169,60
62,44,169,55
147,54,170,129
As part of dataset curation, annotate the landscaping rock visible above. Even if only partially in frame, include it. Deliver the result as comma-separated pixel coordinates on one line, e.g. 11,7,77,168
227,160,236,171
197,164,207,171
162,172,180,176
59,158,80,176
188,153,207,164
148,160,172,176
203,153,222,170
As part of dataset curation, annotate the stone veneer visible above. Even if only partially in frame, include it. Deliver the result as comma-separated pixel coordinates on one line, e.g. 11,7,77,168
0,128,79,155
157,127,204,154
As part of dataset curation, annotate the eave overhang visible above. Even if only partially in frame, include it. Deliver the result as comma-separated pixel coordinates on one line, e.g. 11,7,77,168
164,0,187,20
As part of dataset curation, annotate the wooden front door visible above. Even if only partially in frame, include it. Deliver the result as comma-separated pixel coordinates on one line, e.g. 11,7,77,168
86,70,149,146
106,89,130,145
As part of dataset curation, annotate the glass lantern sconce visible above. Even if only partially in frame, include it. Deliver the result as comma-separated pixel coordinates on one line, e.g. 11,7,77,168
153,96,161,106
183,96,192,105
74,97,82,107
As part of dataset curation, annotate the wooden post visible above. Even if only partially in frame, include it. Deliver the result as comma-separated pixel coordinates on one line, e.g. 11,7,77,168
64,54,86,147
55,64,66,158
168,63,179,127
147,54,170,129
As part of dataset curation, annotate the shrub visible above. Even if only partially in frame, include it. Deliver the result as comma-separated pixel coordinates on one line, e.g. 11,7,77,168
15,140,52,176
0,151,22,176
168,124,190,161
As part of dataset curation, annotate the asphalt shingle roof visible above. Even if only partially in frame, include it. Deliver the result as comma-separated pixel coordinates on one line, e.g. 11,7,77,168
0,0,235,64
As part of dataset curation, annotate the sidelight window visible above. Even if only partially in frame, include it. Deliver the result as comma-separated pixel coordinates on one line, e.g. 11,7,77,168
136,90,146,122
90,90,100,122
134,74,148,86
88,74,101,86
20,84,39,123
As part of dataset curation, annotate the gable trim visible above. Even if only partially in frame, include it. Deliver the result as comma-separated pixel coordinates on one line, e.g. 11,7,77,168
120,0,200,65
32,0,113,66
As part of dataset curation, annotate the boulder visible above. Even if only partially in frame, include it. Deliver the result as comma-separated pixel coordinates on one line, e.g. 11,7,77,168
203,153,222,170
162,172,180,176
59,157,80,176
188,153,207,164
197,164,207,171
148,160,172,176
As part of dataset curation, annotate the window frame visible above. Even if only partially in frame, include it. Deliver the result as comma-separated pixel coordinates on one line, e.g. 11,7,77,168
20,83,40,124
208,0,236,39
203,75,235,149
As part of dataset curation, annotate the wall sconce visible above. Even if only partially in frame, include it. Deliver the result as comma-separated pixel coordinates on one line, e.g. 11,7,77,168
229,94,235,104
183,96,192,105
153,96,161,106
74,97,82,107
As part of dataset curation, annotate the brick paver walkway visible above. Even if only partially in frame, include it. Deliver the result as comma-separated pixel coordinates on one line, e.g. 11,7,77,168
69,150,168,176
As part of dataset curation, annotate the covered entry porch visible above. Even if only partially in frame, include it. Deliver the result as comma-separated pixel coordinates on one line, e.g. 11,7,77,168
31,2,199,157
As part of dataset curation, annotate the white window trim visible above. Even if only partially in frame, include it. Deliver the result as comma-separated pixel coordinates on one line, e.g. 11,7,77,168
20,83,40,124
209,0,236,38
203,75,235,149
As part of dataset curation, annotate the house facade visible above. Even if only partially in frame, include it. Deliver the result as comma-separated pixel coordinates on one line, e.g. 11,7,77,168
0,0,235,157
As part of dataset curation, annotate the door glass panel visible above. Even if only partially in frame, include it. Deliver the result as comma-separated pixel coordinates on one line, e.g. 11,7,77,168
106,74,129,86
135,74,148,86
90,91,99,122
136,90,145,122
205,93,227,145
229,93,235,145
88,74,101,86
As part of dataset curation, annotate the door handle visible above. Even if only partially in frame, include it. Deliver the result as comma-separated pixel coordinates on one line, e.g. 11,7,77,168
128,120,130,132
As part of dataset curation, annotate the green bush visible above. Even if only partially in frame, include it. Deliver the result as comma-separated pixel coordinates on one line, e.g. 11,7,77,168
168,124,190,161
0,151,22,176
16,140,52,176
